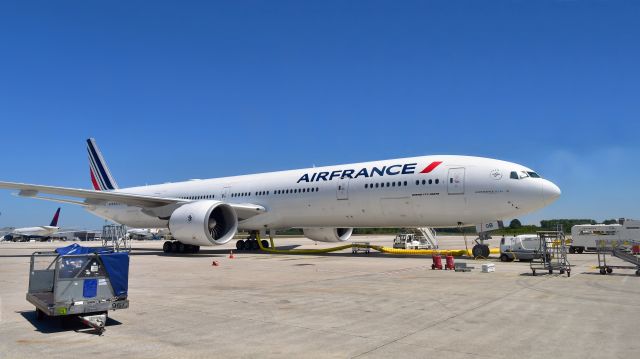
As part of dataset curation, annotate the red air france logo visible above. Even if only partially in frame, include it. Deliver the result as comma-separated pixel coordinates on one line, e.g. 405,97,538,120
420,161,442,174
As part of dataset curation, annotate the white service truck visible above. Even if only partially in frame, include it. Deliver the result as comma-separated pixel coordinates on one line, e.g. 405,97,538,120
499,234,544,262
570,219,640,253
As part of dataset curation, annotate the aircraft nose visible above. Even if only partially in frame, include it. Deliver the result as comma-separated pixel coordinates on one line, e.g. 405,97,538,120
542,180,561,205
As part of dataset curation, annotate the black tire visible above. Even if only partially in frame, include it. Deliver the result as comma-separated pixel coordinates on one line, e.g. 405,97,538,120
261,240,269,249
549,269,553,274
251,240,259,250
532,270,536,276
170,241,179,252
472,245,483,257
163,241,172,253
178,242,186,253
431,264,435,270
569,247,575,254
500,254,509,262
636,270,640,276
576,247,584,254
600,268,606,275
606,267,613,274
559,269,565,275
482,245,490,258
236,240,245,251
567,270,571,277
194,245,200,253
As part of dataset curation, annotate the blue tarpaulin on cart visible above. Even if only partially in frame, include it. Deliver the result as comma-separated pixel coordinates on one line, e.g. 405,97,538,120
55,244,129,297
100,252,129,297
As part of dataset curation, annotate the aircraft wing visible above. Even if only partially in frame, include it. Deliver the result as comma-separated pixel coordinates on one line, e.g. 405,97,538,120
0,181,266,219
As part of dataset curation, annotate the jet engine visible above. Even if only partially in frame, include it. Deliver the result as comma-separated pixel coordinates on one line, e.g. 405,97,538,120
302,227,353,242
168,200,238,246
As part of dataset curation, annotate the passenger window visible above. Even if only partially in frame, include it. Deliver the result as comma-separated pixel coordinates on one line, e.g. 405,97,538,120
429,179,432,185
435,179,439,184
415,180,419,185
422,180,426,185
450,178,453,183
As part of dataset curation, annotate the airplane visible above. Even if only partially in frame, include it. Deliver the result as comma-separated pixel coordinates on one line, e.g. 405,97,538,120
2,208,61,242
0,138,560,256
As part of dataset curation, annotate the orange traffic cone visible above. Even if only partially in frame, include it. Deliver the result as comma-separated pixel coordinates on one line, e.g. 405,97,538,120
211,260,219,266
229,250,235,259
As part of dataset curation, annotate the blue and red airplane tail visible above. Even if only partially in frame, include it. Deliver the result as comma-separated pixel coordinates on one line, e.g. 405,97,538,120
49,208,61,227
87,138,119,191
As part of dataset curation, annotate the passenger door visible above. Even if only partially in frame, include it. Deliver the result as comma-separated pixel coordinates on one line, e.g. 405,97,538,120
447,168,465,195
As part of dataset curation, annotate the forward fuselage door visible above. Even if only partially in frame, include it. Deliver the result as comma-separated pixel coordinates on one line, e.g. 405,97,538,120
337,179,349,200
447,168,465,195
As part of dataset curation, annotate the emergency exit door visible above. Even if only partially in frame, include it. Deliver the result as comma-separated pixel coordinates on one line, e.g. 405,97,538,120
447,168,465,195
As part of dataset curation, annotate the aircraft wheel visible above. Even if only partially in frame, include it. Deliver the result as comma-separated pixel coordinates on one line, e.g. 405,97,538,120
472,245,483,257
177,242,186,253
577,247,584,254
236,240,245,251
170,241,179,252
261,240,269,249
192,245,200,253
569,247,575,254
251,240,259,250
500,254,509,262
163,241,172,253
183,244,192,253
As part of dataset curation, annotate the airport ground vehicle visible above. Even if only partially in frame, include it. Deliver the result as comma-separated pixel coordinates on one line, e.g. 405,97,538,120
570,219,640,253
26,244,129,334
393,228,438,250
499,234,543,262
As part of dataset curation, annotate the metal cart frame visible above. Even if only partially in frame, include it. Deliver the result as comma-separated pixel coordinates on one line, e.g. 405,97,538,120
530,231,571,277
595,239,640,276
27,250,129,333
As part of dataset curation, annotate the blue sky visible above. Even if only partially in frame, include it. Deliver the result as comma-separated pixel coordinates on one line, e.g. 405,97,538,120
0,1,638,228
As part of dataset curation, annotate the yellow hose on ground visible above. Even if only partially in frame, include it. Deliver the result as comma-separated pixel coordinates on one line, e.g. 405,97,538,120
255,235,499,257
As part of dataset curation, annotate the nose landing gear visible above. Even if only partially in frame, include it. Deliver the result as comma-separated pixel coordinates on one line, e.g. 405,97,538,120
471,232,491,258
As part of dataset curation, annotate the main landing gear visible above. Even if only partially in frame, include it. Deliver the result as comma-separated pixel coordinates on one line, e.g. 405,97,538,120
471,232,491,258
163,240,200,254
235,231,270,251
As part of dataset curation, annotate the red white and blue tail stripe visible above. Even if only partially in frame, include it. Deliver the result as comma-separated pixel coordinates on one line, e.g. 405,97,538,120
87,138,119,191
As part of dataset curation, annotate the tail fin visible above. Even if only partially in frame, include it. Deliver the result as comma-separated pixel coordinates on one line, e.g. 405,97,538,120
87,138,119,191
49,208,61,227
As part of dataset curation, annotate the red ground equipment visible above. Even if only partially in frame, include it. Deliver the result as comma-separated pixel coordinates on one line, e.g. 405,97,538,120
445,254,455,270
432,254,443,270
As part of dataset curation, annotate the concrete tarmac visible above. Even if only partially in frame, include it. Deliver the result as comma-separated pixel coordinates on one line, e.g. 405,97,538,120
1,235,639,358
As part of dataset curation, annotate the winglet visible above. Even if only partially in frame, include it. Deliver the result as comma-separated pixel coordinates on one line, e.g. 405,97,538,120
87,138,119,191
49,207,61,227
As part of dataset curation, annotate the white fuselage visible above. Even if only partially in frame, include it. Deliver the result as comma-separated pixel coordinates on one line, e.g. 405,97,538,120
11,226,59,237
87,155,560,231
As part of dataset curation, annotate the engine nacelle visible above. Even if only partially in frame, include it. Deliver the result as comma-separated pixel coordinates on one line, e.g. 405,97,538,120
168,200,238,246
302,227,353,242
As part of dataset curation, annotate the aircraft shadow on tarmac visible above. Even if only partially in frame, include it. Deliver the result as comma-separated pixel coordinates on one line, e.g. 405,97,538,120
18,310,122,335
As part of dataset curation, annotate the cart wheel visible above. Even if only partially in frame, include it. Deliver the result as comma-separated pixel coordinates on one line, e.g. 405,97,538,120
606,267,613,274
636,270,640,276
549,269,553,274
559,269,565,275
599,268,606,275
567,270,571,277
36,308,44,321
431,264,435,270
577,247,584,254
569,247,575,254
532,270,536,276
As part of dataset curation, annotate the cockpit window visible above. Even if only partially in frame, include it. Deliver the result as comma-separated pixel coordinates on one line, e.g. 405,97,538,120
527,172,541,178
510,171,519,179
519,171,529,179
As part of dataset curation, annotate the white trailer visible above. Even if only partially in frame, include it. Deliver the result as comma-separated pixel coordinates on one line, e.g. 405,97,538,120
570,219,640,253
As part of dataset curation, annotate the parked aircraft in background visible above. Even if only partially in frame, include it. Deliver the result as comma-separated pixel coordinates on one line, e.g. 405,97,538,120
0,139,560,256
2,208,61,242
